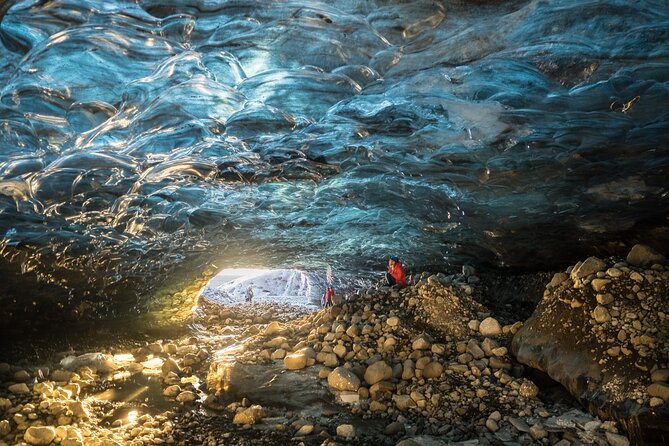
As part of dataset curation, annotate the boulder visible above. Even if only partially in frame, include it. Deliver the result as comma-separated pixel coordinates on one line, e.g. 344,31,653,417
512,253,669,444
327,367,360,392
570,257,606,280
626,244,665,267
364,361,393,385
264,321,285,336
24,426,56,445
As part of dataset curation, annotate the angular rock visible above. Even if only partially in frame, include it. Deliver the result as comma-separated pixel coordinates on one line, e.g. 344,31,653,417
264,321,285,336
592,306,611,323
412,335,431,350
591,279,610,292
336,424,355,438
570,257,606,280
327,367,360,392
233,405,265,425
392,394,417,411
627,244,666,267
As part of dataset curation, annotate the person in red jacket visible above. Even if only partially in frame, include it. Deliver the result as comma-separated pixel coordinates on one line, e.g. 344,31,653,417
386,256,407,288
322,286,334,307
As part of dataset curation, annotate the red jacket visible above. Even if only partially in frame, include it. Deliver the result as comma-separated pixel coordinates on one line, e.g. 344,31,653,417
389,262,407,288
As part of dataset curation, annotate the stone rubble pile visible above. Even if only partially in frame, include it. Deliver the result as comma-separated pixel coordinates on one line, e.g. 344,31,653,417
0,333,220,446
513,244,669,441
206,268,633,445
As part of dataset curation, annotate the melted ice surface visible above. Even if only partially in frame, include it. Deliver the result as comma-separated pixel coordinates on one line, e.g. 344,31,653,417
0,0,668,314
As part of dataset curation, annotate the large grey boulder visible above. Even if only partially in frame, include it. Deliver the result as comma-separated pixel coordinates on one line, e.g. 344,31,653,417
512,254,669,444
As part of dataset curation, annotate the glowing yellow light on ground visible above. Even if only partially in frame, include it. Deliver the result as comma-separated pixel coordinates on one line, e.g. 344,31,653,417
127,410,139,424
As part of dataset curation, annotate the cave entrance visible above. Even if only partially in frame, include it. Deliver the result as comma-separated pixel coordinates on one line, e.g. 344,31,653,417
199,268,323,308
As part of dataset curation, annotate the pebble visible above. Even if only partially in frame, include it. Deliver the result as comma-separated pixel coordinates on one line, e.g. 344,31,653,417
485,418,499,432
0,420,10,436
295,424,314,436
336,424,355,438
519,380,539,398
528,423,548,440
14,370,31,382
161,358,181,377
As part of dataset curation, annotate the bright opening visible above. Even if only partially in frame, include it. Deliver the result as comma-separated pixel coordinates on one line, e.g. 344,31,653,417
199,268,323,308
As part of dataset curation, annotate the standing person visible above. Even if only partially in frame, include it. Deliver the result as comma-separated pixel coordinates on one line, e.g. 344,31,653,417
386,256,407,288
245,286,254,303
322,286,334,307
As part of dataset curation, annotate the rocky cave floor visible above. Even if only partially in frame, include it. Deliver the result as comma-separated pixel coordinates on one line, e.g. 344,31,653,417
1,249,668,446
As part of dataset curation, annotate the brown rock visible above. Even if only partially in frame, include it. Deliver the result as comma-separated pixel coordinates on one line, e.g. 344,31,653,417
422,362,444,379
364,361,392,385
647,382,669,401
328,367,360,392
